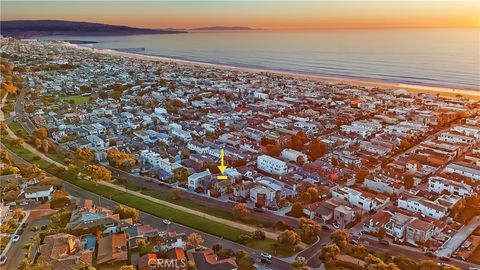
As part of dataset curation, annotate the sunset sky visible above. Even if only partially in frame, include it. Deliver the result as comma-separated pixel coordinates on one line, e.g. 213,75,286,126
2,1,479,30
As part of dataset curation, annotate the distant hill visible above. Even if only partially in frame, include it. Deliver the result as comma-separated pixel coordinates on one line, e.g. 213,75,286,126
0,20,187,38
190,26,253,31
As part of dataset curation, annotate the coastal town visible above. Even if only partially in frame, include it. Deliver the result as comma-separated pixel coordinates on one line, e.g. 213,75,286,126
1,37,480,270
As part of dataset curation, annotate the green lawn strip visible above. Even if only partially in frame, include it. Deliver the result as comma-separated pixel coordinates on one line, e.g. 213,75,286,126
247,239,295,257
72,179,248,242
8,122,26,136
0,136,259,245
60,95,90,105
139,186,272,228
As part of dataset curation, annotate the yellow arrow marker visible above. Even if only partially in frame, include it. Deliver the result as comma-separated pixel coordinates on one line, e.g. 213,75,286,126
217,148,227,174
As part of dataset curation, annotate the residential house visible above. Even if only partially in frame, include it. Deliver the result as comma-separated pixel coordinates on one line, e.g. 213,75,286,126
257,155,288,175
191,249,238,270
38,233,93,269
97,233,129,268
23,185,54,201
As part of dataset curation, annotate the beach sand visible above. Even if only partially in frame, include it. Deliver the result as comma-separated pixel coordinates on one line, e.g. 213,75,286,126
69,43,480,101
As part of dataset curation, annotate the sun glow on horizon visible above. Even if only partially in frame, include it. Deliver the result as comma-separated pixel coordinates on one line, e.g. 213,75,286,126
1,1,479,30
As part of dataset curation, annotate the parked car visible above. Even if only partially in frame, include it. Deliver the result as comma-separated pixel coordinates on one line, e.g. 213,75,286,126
379,240,389,246
17,229,23,235
321,225,330,230
0,255,7,266
21,222,28,228
12,235,20,243
253,207,264,213
350,239,359,245
332,223,339,229
439,257,451,261
437,263,450,267
163,219,172,225
19,201,28,206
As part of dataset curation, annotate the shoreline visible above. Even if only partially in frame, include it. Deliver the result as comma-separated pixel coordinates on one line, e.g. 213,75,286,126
67,43,480,101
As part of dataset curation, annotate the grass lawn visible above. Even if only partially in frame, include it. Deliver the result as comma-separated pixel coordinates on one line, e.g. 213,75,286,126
72,179,250,243
8,122,26,137
60,95,90,105
247,239,296,257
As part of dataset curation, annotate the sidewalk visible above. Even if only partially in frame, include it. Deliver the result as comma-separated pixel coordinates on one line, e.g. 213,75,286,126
100,181,283,239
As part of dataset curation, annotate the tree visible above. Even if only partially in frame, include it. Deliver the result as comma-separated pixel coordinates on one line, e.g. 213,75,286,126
114,204,140,223
76,147,94,162
306,187,319,202
186,232,204,248
41,139,49,153
107,149,136,169
277,230,301,252
137,239,154,256
355,168,369,184
232,203,251,220
291,131,305,151
36,127,48,139
299,217,321,244
393,255,417,270
265,143,282,157
403,174,414,189
308,139,328,161
320,243,340,265
299,192,312,204
86,165,112,182
252,229,266,240
290,202,304,218
330,229,350,250
365,253,399,270
377,227,386,241
235,250,255,270
170,188,183,200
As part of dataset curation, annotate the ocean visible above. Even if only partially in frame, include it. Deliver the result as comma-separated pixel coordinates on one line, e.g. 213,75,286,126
40,28,480,90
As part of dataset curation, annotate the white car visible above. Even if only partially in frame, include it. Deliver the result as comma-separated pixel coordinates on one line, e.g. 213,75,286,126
0,255,6,266
163,219,172,225
438,263,450,267
260,252,272,260
12,235,20,243
332,223,339,229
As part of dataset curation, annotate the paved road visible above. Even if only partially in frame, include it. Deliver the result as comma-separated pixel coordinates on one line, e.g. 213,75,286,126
1,209,54,270
0,144,294,270
437,216,480,258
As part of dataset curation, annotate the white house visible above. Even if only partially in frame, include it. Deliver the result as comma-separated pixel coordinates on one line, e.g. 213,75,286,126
257,155,288,175
281,149,308,163
331,186,389,211
187,170,212,190
452,125,480,139
428,176,473,196
438,132,475,144
187,141,210,154
24,185,54,201
397,193,448,220
444,162,480,181
250,186,276,207
171,128,192,141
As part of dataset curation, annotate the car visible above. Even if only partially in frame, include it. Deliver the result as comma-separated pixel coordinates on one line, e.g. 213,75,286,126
332,223,339,229
437,262,450,267
21,222,28,228
17,229,23,235
321,225,330,230
350,239,359,245
253,207,264,213
41,224,48,230
379,240,389,246
12,235,20,242
260,252,272,260
469,267,480,270
0,255,6,266
439,256,451,261
19,201,28,206
163,219,172,225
